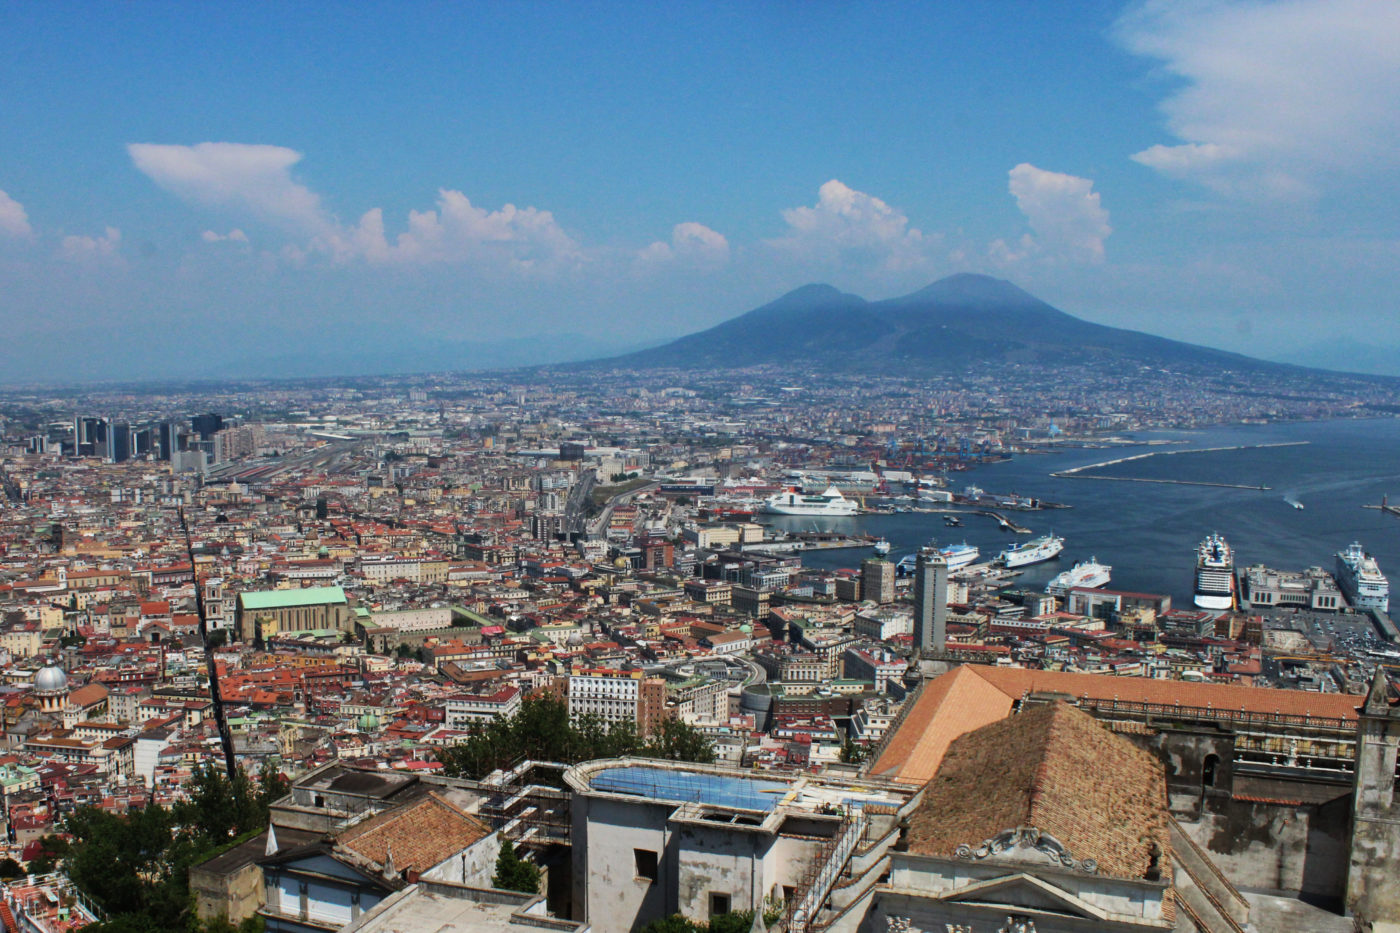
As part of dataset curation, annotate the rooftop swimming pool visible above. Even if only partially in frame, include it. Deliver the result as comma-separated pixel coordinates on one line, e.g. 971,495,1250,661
590,765,791,811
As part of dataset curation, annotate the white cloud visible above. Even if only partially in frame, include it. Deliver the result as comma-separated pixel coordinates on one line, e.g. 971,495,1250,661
201,228,249,244
58,227,122,262
1117,0,1400,197
129,142,332,233
0,189,32,238
1001,163,1112,263
131,143,577,270
638,221,730,264
772,179,927,271
332,189,579,268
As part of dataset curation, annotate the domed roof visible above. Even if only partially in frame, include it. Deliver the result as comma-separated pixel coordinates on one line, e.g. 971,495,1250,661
356,712,380,732
34,665,68,693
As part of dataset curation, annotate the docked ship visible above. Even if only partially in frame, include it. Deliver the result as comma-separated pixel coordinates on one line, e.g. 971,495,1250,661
997,534,1065,568
760,486,859,517
1045,559,1111,597
1336,542,1389,612
1193,533,1236,610
896,542,980,575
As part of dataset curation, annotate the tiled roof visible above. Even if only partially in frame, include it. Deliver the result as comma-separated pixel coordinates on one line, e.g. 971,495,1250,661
871,663,1359,787
337,791,491,875
869,665,1013,786
906,702,1173,883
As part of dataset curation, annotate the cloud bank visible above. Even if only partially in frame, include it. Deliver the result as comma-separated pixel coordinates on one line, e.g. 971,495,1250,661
1117,0,1400,198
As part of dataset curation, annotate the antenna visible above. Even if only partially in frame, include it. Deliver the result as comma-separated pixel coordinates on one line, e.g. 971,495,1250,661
180,507,239,782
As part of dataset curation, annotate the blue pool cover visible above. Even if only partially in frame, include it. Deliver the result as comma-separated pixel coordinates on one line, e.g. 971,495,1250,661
591,766,790,811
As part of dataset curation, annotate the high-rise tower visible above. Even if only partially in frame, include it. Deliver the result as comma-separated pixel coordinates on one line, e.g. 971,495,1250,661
913,550,948,653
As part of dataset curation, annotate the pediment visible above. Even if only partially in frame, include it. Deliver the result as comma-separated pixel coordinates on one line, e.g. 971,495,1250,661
941,873,1108,921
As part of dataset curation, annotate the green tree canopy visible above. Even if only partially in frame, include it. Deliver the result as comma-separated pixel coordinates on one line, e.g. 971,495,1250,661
436,696,716,779
492,838,541,895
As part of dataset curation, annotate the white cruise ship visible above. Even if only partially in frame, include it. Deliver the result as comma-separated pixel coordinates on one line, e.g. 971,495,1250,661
997,534,1065,568
760,486,859,517
1336,542,1389,612
896,542,980,574
1045,559,1111,597
1194,533,1236,611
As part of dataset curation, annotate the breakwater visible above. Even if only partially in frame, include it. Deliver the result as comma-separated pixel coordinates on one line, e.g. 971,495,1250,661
1050,441,1310,490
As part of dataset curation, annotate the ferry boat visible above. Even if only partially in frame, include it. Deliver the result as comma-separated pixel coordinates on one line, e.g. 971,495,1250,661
896,542,980,575
1194,533,1236,611
997,534,1065,568
760,486,859,517
1045,559,1111,597
1336,542,1389,612
872,538,891,556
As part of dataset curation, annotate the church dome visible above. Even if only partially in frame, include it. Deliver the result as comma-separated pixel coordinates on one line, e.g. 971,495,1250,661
357,712,380,732
34,665,68,693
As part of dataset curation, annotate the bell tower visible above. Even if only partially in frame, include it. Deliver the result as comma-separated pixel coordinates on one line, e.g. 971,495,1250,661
1347,669,1400,925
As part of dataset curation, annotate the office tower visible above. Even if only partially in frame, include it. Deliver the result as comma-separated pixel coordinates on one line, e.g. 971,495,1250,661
109,423,131,463
913,550,949,653
861,558,896,604
157,422,175,461
73,416,107,458
191,413,225,440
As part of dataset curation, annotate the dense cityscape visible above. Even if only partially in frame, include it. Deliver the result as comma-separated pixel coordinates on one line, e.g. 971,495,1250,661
5,2,1400,932
0,362,1397,932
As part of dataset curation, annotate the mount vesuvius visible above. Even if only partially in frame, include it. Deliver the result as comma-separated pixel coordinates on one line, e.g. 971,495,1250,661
585,274,1316,376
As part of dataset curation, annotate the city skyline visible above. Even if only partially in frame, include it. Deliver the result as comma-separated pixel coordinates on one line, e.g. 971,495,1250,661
2,0,1400,380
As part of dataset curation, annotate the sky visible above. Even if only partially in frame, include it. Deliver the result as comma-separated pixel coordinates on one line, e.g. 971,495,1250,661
2,0,1399,381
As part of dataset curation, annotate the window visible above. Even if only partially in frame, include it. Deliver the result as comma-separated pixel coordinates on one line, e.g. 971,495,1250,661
710,893,731,917
634,848,659,882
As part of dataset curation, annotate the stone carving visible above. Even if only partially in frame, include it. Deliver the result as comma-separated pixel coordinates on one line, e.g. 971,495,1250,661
996,919,1037,933
944,925,974,933
886,915,912,933
953,826,1098,873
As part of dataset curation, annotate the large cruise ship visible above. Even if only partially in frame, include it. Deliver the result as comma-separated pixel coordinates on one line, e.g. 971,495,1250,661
1045,559,1111,597
760,486,859,517
1194,533,1237,611
1336,542,1389,612
896,542,981,574
997,534,1065,568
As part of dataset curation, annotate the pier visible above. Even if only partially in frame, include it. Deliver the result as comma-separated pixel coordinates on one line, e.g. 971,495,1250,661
1050,441,1309,490
1362,496,1400,520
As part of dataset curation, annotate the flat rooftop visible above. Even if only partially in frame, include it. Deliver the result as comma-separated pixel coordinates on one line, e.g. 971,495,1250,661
570,758,907,815
592,765,790,811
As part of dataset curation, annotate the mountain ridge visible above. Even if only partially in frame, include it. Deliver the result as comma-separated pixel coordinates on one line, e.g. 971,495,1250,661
582,273,1347,378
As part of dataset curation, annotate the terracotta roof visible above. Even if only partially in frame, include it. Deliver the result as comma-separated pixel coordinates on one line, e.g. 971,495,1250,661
971,666,1358,721
906,702,1172,883
336,791,491,874
872,663,1359,788
869,665,1013,786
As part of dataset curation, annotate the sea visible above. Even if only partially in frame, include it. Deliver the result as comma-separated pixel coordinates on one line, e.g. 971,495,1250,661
762,417,1400,606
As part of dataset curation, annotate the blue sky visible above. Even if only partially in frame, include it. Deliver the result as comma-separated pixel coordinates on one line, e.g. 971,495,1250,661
2,0,1399,380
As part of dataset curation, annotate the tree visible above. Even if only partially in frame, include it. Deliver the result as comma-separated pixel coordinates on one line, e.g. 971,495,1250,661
839,740,868,764
643,717,717,764
492,838,541,894
0,857,24,879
